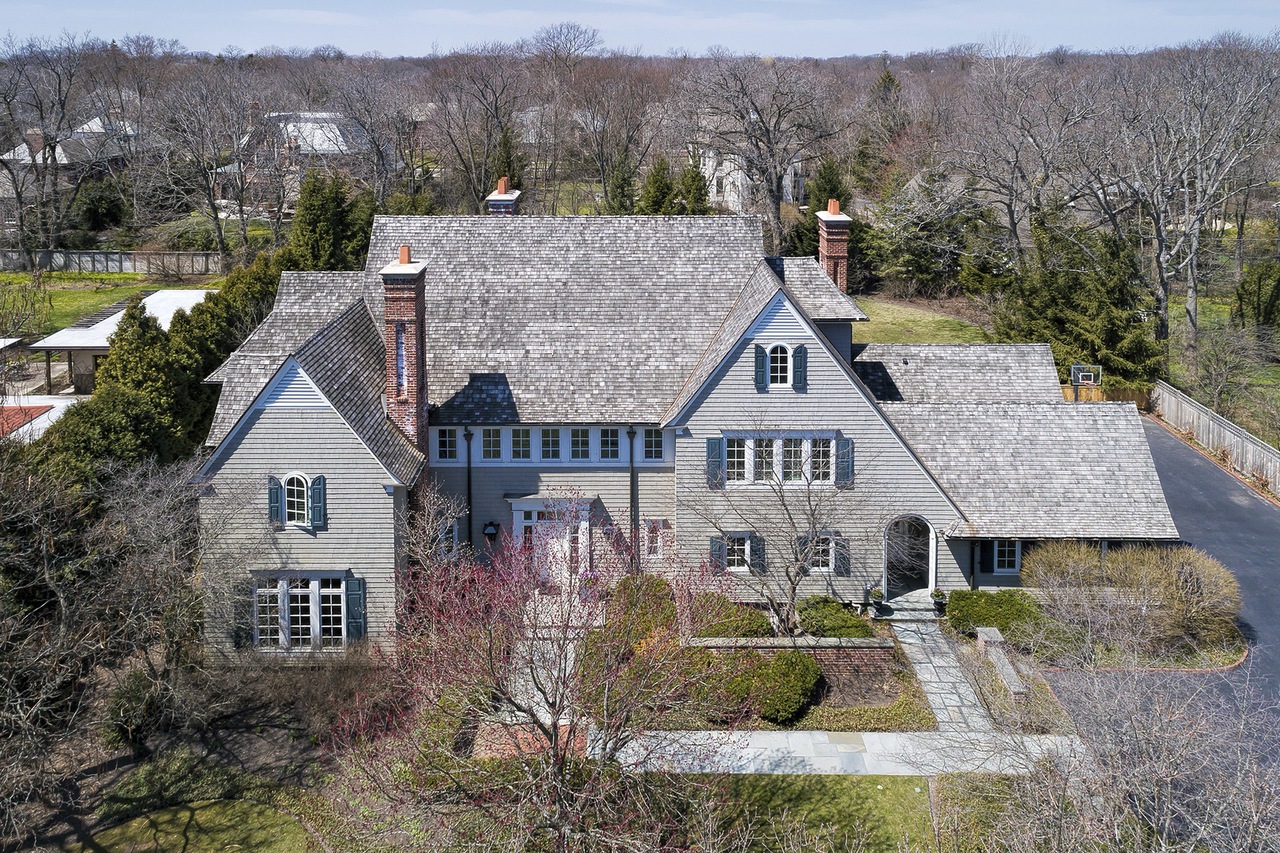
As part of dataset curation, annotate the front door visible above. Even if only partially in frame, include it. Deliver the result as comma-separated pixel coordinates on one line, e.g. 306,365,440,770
885,517,932,598
516,509,585,586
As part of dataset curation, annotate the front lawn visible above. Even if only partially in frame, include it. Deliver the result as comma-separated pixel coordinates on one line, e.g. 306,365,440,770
855,296,990,344
724,774,935,852
72,799,312,852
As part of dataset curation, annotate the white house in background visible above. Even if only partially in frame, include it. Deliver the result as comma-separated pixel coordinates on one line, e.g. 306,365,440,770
30,289,214,393
700,149,806,214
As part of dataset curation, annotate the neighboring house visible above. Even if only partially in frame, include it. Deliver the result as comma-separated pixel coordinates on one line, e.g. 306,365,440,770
700,149,805,214
0,395,83,441
29,289,214,393
196,189,1178,653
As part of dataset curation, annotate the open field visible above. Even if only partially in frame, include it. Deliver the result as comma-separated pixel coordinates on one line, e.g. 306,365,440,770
0,273,222,334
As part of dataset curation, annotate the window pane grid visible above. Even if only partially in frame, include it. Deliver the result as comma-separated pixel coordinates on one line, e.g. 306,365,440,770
782,438,804,481
284,476,307,524
726,438,746,481
754,440,775,482
810,537,833,572
288,579,312,647
541,429,561,460
256,582,280,647
600,428,619,459
319,578,344,647
726,535,749,570
438,429,457,460
769,345,789,385
512,428,531,460
643,428,664,460
811,440,832,481
482,428,502,459
571,428,590,460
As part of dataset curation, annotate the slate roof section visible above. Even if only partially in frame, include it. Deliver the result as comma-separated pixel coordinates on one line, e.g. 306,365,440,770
293,302,425,485
365,215,856,424
880,402,1180,540
205,271,365,445
852,344,1063,403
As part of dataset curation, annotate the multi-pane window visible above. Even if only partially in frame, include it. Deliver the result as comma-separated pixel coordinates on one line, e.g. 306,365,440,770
768,345,789,385
726,438,747,482
726,535,750,571
644,428,664,461
809,536,833,572
645,519,665,559
284,474,308,524
512,428,531,460
810,439,832,482
541,428,561,461
288,578,312,648
319,578,344,647
571,428,591,460
782,438,805,481
600,428,620,460
437,428,458,461
256,576,348,650
256,579,281,647
482,428,502,460
995,540,1021,574
754,439,775,481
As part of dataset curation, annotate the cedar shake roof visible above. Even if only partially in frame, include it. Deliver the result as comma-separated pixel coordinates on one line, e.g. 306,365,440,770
852,344,1063,403
880,401,1180,540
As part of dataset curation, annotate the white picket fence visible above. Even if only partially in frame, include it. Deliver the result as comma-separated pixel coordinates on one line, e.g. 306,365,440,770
0,250,224,275
1151,380,1280,491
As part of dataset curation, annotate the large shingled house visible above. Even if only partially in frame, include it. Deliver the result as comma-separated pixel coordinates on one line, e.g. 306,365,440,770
196,188,1178,652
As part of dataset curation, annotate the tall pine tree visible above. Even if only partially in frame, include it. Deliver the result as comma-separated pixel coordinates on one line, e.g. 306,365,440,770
635,156,673,215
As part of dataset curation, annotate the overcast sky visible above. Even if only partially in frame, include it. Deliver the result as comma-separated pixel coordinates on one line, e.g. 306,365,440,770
4,0,1277,58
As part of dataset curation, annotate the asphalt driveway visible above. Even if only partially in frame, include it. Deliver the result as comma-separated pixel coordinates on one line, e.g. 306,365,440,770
1142,418,1280,694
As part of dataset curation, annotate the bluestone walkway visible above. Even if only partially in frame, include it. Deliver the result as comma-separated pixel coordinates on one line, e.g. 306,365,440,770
892,621,992,732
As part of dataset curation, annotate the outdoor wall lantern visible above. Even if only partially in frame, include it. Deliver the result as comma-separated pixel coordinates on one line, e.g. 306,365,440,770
482,520,500,539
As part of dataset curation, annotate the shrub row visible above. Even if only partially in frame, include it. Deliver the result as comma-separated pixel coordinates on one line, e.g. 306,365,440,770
945,589,1042,639
797,596,875,638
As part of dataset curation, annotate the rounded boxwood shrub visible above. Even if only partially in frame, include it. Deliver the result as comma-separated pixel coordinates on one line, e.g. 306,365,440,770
945,589,1042,638
797,595,874,638
756,650,822,725
608,574,677,647
691,592,774,638
705,649,768,722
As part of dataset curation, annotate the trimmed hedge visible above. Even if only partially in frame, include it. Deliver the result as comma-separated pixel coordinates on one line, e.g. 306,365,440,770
607,574,677,647
946,589,1042,638
798,596,874,638
691,592,774,638
756,651,823,725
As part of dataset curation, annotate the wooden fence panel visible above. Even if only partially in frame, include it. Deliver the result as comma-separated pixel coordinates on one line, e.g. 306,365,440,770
1151,380,1280,491
0,250,223,275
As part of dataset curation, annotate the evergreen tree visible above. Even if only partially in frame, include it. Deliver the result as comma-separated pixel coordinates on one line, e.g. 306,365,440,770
489,125,525,193
635,156,673,215
789,157,853,257
289,173,373,271
662,165,712,215
995,217,1162,387
603,160,636,215
96,297,181,409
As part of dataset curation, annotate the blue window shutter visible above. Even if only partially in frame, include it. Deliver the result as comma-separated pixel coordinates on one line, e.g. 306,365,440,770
792,344,808,391
749,533,766,573
709,536,727,573
267,476,283,529
835,438,854,489
835,536,851,577
309,475,327,528
345,577,366,641
753,344,767,391
706,437,725,489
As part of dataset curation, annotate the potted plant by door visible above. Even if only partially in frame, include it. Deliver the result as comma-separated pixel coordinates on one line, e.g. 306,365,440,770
930,587,947,614
869,585,887,615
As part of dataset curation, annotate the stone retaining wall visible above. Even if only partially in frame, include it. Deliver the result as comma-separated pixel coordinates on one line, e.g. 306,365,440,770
688,637,897,690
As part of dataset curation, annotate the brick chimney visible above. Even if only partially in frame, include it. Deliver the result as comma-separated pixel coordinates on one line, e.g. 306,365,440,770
484,176,521,215
816,199,852,293
23,128,45,158
379,244,430,450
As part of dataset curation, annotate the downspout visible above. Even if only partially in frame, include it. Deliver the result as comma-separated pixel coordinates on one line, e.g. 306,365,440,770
463,427,474,547
627,425,639,572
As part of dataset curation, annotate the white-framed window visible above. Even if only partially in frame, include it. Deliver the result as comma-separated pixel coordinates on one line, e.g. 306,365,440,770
808,535,834,573
768,344,790,385
600,428,619,460
541,428,561,461
512,428,531,460
255,574,348,650
726,534,751,572
782,438,805,481
726,438,747,482
482,427,502,460
437,428,458,461
995,540,1021,574
438,518,461,559
810,439,833,482
643,428,664,461
283,473,309,525
643,519,667,560
754,439,775,482
571,428,591,460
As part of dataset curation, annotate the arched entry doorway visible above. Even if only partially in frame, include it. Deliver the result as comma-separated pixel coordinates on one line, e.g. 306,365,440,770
884,516,934,599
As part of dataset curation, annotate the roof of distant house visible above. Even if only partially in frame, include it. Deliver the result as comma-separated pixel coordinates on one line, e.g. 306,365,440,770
0,395,84,441
31,290,215,352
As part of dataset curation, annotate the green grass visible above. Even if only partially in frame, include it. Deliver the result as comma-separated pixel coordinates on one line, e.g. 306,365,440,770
73,799,311,852
855,296,989,344
726,775,934,852
43,280,218,334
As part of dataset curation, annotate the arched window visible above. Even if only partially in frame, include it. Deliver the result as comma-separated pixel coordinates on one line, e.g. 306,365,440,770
283,473,309,524
768,344,790,385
